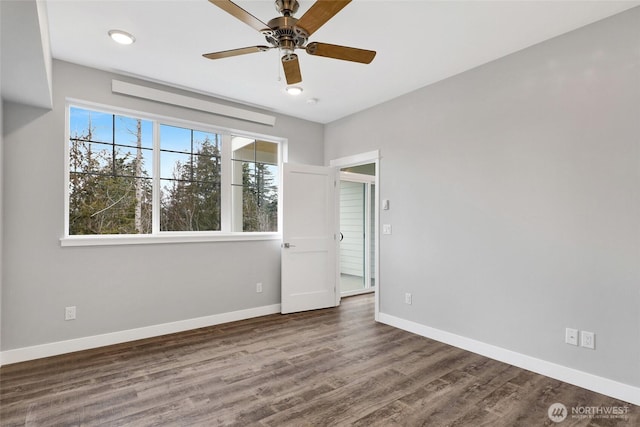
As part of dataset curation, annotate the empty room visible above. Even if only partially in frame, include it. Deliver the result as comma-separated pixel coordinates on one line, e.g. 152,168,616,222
1,1,639,425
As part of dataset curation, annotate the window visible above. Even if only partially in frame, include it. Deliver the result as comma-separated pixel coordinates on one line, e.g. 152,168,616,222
69,108,153,235
66,105,282,241
231,136,278,232
160,125,222,231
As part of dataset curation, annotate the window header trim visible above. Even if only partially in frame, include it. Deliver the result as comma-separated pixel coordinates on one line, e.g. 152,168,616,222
111,80,276,126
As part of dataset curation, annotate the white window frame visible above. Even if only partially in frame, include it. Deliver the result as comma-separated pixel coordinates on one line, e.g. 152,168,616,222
61,99,287,247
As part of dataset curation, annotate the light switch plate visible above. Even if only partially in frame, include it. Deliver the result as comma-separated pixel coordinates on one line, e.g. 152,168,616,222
383,224,392,235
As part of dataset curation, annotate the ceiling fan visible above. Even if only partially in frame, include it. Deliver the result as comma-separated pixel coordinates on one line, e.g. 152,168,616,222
203,0,376,85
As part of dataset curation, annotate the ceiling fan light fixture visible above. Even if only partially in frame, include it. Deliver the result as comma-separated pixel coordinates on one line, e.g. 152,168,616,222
108,29,136,45
286,86,303,96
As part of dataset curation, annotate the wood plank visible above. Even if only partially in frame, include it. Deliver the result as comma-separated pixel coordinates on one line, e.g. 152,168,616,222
1,294,637,426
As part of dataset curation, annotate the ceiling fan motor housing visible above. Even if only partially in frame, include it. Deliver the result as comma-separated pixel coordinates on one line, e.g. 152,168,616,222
265,16,309,53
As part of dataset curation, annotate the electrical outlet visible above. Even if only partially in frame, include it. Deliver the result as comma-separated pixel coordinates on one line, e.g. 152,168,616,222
65,306,76,321
565,327,578,346
256,282,263,293
404,293,412,305
581,331,595,349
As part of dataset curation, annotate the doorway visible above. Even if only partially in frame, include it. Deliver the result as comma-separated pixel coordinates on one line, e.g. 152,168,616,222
339,167,375,297
281,151,379,315
330,150,380,319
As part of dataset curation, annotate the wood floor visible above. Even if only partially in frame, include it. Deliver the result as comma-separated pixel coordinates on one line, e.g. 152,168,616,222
1,295,637,426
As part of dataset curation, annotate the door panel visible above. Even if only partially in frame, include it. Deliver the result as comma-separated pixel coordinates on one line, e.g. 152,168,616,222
281,163,337,314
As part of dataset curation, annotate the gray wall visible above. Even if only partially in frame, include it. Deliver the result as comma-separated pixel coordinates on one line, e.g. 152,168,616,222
325,9,640,387
0,0,4,354
1,60,323,350
1,64,3,358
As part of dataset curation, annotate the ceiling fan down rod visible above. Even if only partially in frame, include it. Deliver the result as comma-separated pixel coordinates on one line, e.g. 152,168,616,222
275,0,300,16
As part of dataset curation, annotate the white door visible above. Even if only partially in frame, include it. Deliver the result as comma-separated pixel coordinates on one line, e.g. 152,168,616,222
281,163,337,314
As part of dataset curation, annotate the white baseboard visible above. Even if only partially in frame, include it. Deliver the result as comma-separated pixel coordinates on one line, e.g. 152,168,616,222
378,312,640,406
0,304,281,366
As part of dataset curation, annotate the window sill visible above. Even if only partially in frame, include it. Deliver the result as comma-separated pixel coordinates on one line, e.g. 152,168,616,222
60,232,281,247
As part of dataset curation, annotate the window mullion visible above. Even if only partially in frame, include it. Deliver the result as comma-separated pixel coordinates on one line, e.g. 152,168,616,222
111,114,116,176
220,133,232,232
152,121,161,234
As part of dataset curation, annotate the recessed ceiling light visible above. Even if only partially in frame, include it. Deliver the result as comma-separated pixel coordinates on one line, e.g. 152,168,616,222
108,30,135,45
286,86,303,96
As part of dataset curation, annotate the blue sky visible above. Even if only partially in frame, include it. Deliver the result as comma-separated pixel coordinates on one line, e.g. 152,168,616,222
69,107,220,180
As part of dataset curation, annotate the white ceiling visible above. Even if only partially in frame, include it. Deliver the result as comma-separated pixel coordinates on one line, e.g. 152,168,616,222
44,0,639,123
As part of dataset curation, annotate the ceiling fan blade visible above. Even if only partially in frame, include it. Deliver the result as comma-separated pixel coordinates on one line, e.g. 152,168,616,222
282,54,302,84
305,42,376,64
296,0,351,36
208,0,270,33
203,46,271,60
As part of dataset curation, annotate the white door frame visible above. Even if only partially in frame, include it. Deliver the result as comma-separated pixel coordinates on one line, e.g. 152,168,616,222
330,150,380,321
